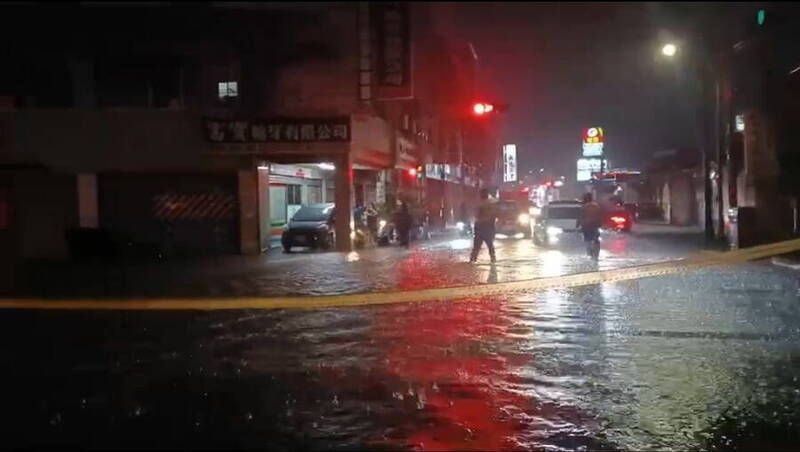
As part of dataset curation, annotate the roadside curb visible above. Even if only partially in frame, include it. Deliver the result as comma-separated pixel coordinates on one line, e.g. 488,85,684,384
2,238,800,311
771,257,800,270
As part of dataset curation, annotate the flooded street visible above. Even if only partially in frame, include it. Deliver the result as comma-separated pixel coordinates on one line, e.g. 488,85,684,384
4,2,800,450
3,227,800,450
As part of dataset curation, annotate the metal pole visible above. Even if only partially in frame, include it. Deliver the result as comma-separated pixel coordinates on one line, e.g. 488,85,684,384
714,78,724,239
697,55,715,240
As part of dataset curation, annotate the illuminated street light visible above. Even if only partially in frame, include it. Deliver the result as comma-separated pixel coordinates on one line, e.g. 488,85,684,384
662,43,677,57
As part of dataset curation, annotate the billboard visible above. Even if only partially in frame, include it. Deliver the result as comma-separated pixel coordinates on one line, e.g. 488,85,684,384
582,127,604,157
503,144,517,182
576,157,605,182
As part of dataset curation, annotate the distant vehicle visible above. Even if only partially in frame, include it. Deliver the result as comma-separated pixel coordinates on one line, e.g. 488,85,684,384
281,203,335,253
494,200,533,239
605,204,634,232
533,200,582,246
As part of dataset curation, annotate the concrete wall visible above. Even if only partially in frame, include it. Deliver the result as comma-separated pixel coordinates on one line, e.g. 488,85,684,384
742,110,794,241
9,171,78,259
0,110,213,173
238,170,260,255
272,4,359,117
668,173,695,226
350,114,393,168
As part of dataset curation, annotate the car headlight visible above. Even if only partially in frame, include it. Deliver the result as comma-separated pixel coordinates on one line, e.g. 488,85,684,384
456,221,465,231
546,226,563,236
518,213,531,225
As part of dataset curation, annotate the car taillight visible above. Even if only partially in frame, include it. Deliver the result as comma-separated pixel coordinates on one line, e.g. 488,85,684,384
611,216,626,225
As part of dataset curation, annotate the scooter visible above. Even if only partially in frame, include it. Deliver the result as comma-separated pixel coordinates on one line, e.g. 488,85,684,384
377,216,431,246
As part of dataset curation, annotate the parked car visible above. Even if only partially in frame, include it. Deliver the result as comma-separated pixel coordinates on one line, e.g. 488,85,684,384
533,200,583,246
281,203,335,253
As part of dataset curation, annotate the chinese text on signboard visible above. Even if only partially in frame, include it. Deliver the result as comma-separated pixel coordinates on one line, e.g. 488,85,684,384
503,144,518,183
576,157,605,182
204,118,350,143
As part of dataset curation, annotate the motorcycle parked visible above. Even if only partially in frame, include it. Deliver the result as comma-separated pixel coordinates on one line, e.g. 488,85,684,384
377,216,431,246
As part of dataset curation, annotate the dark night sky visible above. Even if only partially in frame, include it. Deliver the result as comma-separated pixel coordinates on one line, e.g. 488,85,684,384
450,2,719,180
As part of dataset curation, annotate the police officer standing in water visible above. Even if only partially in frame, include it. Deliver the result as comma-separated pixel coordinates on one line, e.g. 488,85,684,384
469,189,497,264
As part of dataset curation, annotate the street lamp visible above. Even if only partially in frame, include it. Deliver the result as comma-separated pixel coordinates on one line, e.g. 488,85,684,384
662,43,677,57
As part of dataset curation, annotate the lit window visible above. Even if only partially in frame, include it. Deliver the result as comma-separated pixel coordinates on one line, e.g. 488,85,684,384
218,81,238,99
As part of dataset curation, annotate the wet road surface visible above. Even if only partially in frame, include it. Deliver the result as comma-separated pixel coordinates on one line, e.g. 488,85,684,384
3,225,800,450
14,224,713,298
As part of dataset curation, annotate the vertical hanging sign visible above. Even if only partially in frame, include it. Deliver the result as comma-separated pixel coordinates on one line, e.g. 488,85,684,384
503,144,518,183
372,2,412,100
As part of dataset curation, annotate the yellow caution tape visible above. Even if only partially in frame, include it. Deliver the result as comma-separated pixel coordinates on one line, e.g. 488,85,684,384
1,238,800,311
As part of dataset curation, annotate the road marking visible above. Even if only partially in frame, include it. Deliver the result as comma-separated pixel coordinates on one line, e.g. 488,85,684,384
2,239,800,311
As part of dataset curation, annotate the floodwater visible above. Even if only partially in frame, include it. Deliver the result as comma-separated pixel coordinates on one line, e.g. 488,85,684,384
2,227,800,450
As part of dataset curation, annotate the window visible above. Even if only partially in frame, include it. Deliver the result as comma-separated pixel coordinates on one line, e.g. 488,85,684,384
548,207,580,220
292,205,333,222
287,185,302,205
217,81,238,100
95,55,181,108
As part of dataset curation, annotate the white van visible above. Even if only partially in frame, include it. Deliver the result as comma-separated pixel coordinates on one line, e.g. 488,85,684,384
533,200,583,246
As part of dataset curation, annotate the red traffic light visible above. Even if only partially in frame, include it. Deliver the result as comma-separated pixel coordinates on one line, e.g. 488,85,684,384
472,102,495,116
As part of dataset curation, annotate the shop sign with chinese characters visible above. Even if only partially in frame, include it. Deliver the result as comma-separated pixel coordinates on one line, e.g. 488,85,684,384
204,118,350,143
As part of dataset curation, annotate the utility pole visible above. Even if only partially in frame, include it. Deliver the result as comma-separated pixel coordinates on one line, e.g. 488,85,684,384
696,50,716,241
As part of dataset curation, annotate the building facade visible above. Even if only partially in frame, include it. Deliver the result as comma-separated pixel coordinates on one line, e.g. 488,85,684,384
0,2,500,267
701,3,800,243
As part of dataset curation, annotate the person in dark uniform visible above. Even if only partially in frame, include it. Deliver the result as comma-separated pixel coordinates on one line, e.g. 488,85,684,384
395,202,413,248
365,202,379,237
469,189,497,263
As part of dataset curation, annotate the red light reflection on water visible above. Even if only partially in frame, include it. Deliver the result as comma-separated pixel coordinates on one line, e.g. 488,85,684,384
370,254,533,450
